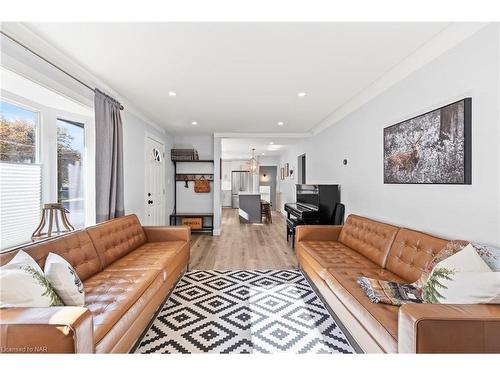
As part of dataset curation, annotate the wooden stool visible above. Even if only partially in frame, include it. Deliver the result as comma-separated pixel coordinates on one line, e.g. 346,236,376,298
260,200,272,224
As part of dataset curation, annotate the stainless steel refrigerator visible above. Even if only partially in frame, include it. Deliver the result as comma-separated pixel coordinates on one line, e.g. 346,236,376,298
231,171,252,208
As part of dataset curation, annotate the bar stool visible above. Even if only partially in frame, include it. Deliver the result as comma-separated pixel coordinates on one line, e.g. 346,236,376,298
261,200,272,223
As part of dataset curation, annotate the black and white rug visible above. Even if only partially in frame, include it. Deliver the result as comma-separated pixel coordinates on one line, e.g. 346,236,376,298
135,270,356,354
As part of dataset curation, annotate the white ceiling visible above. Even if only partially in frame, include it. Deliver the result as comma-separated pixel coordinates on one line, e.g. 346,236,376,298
222,137,299,159
25,22,449,134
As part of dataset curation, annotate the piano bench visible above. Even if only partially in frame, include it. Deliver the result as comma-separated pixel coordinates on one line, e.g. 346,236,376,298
286,218,299,248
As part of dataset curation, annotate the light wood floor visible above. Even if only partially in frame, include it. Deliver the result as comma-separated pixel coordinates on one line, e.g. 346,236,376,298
189,208,298,270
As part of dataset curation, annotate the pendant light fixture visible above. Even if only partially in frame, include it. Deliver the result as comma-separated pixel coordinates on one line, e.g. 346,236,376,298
247,148,260,174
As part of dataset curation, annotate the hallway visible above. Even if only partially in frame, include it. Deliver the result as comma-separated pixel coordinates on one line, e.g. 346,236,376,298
189,208,298,270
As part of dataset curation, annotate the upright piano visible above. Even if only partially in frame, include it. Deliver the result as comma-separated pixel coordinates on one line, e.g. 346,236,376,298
284,184,340,245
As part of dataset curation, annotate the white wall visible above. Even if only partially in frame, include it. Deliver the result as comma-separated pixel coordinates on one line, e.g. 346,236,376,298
279,24,500,246
173,135,214,159
122,111,174,224
213,136,222,235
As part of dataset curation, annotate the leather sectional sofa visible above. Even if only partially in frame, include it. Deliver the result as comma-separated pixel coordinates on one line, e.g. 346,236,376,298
296,214,500,354
0,215,190,353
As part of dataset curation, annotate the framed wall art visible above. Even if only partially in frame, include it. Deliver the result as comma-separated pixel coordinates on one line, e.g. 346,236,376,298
383,98,471,184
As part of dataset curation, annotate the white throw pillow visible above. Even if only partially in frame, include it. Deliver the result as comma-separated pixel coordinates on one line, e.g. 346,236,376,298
436,244,492,273
424,244,500,304
44,252,85,306
0,250,63,308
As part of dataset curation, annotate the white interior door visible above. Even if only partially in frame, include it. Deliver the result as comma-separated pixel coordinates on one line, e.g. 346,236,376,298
145,136,166,225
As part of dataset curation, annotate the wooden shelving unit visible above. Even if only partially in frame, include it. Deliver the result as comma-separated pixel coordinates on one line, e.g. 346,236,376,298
170,159,215,235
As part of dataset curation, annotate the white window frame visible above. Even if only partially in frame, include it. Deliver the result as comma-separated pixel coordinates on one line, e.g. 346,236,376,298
1,89,95,246
56,116,88,229
0,96,42,165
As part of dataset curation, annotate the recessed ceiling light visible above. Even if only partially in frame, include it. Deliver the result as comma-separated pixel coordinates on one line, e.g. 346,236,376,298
191,121,198,125
168,91,177,97
269,141,274,145
262,153,265,156
297,92,306,97
277,121,284,126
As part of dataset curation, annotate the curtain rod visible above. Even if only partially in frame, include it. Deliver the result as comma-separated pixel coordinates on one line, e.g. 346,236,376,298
0,30,124,110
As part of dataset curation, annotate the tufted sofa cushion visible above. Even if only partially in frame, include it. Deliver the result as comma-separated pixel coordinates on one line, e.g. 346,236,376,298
0,230,101,281
322,267,405,353
105,241,188,272
87,215,147,268
83,268,159,343
338,215,399,267
385,228,448,283
297,240,380,270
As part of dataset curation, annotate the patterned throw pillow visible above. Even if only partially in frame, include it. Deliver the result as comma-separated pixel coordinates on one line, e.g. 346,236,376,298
358,240,500,306
0,250,63,308
416,240,469,287
471,242,500,271
44,253,85,306
423,244,500,304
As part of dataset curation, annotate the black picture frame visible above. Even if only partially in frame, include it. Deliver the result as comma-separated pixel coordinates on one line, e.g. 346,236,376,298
383,98,472,185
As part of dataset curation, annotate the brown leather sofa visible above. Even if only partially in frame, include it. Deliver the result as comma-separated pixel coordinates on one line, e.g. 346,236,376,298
0,214,190,354
296,214,500,354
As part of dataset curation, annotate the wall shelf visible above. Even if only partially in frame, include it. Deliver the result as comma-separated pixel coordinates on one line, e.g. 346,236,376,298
171,159,215,235
172,159,214,163
175,174,214,182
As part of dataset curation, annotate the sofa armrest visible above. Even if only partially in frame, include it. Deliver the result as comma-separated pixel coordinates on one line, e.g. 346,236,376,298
0,307,94,353
143,225,191,243
295,225,343,243
398,304,500,353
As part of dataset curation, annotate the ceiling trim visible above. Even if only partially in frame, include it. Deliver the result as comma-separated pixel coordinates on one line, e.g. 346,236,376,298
2,22,167,134
310,22,489,136
214,132,311,138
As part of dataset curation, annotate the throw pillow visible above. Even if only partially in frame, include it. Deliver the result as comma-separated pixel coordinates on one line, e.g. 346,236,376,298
416,239,469,287
423,244,500,304
357,240,469,306
471,242,500,271
44,252,85,306
0,250,63,308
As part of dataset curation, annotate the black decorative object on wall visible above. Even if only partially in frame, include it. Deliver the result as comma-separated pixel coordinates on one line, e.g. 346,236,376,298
383,98,472,184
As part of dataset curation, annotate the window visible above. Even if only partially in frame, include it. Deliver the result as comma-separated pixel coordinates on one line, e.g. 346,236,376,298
1,68,94,252
57,119,85,229
0,100,42,250
0,100,38,163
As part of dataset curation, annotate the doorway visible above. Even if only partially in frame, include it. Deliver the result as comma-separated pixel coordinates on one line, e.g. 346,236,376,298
297,154,306,184
259,166,277,210
144,135,166,225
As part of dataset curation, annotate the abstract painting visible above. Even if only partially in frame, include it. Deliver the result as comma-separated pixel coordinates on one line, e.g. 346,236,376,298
384,98,471,184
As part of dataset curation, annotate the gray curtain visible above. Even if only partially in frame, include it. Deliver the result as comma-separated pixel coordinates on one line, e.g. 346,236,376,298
94,89,124,222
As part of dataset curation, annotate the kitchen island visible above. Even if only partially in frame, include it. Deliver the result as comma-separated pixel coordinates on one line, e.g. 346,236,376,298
238,192,261,223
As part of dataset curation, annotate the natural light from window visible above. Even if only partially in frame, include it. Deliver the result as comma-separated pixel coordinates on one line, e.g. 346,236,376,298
0,100,42,250
57,118,85,228
0,67,94,251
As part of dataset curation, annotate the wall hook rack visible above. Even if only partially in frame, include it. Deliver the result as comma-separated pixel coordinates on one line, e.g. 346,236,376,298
175,173,214,182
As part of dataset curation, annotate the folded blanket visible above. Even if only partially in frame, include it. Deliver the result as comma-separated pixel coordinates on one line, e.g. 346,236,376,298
357,277,422,306
357,240,469,306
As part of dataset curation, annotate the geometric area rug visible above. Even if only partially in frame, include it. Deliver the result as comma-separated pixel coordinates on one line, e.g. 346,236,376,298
135,270,356,353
